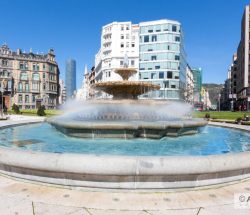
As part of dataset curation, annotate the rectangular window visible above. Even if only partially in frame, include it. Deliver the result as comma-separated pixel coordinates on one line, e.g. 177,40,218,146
25,83,29,92
155,65,160,69
151,56,157,61
175,55,180,60
152,35,157,42
148,29,153,33
144,35,149,43
131,60,135,66
121,43,124,48
159,72,164,79
43,64,46,70
126,34,129,39
151,72,156,79
175,36,180,42
121,35,124,39
121,25,124,30
131,43,135,47
43,73,46,79
126,25,129,30
18,95,22,103
172,25,177,32
167,71,173,79
171,85,176,88
120,61,123,66
126,42,129,48
25,95,29,103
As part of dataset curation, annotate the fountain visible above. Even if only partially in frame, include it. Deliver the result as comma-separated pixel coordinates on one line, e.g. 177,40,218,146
48,55,207,139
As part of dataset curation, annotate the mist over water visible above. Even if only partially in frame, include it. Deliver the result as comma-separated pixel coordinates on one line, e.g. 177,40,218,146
58,100,193,121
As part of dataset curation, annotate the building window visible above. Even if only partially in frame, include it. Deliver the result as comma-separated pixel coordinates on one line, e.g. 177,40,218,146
18,83,22,92
131,43,135,48
25,83,29,92
25,95,29,103
20,72,28,80
126,25,129,30
175,36,180,42
126,42,129,48
2,59,8,66
151,73,156,79
167,71,173,79
32,73,40,80
144,36,149,43
121,43,124,48
19,63,24,70
32,83,39,90
171,85,176,88
18,95,22,103
43,64,46,70
121,25,124,30
43,84,46,90
32,95,36,102
151,56,157,61
43,73,46,79
120,61,123,66
172,25,177,32
148,29,153,33
131,60,135,66
155,65,160,69
159,72,164,79
49,65,54,73
175,55,180,60
126,34,129,39
152,35,157,42
121,35,124,39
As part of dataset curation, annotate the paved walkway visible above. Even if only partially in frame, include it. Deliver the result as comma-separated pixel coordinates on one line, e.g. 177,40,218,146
0,116,250,214
0,173,250,215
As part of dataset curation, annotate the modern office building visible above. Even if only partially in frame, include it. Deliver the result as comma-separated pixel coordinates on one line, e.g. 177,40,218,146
94,20,188,100
0,44,60,109
138,20,186,100
235,5,250,110
65,59,76,100
192,68,202,103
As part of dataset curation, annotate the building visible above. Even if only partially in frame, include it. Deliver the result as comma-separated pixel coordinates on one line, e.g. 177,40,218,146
59,79,66,105
138,20,186,100
0,44,60,110
192,68,202,103
201,87,212,110
65,59,76,100
185,64,194,104
234,5,250,110
94,21,139,98
76,65,89,101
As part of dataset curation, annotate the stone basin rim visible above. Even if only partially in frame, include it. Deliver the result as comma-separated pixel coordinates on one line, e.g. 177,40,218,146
0,120,250,189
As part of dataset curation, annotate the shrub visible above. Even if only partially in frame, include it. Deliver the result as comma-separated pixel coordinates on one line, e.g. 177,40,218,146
37,105,46,116
235,117,242,124
12,103,20,114
204,113,210,119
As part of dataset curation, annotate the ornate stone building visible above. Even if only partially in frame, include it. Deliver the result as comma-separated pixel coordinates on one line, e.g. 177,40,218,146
0,44,60,110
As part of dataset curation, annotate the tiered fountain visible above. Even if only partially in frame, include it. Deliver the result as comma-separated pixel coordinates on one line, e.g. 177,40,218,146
48,57,207,139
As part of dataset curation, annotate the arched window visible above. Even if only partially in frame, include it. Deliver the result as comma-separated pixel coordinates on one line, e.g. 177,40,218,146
32,73,40,81
20,72,28,80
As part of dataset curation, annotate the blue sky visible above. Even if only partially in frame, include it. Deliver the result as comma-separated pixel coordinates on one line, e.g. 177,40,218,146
0,0,249,88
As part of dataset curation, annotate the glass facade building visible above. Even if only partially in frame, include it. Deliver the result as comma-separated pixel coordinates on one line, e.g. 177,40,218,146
65,59,76,100
192,68,202,102
139,20,186,100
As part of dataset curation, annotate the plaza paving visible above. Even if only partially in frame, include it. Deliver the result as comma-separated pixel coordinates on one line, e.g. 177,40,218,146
0,173,250,215
0,115,250,214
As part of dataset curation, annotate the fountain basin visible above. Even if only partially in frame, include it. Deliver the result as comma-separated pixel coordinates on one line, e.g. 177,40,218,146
48,118,207,138
0,121,250,189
